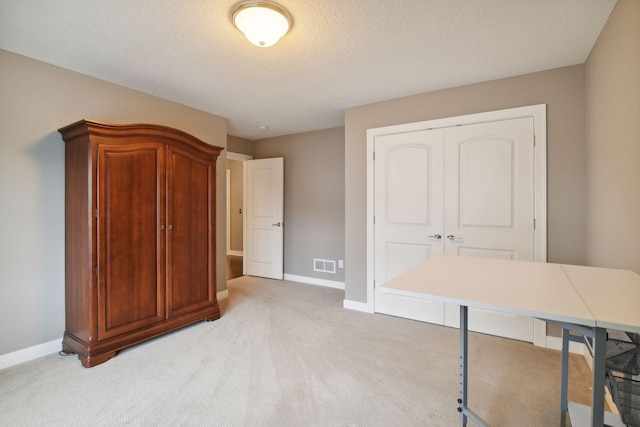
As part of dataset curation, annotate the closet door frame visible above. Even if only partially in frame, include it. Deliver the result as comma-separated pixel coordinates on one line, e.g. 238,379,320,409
366,104,547,347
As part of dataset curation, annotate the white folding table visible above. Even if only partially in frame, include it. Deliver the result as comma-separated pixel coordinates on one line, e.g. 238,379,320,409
379,255,640,427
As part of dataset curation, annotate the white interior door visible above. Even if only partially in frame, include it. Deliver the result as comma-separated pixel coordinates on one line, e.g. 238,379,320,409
373,129,446,323
244,158,284,279
371,115,539,343
442,118,535,342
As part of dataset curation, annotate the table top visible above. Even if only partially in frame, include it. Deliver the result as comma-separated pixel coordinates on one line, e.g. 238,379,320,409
380,255,640,332
560,264,640,334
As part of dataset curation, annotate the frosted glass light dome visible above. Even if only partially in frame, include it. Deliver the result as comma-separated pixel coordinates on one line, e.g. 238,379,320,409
232,1,292,47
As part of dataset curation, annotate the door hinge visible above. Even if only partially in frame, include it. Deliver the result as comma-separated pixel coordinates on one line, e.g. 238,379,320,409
533,218,536,230
373,216,375,225
373,151,375,161
95,209,98,218
533,135,536,147
95,267,99,277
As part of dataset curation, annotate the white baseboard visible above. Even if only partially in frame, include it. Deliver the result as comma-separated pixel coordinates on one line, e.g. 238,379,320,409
1,291,233,372
228,250,243,257
343,298,374,313
284,274,345,290
0,339,61,371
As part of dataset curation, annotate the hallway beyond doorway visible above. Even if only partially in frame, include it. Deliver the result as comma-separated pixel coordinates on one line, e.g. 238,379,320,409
227,255,243,280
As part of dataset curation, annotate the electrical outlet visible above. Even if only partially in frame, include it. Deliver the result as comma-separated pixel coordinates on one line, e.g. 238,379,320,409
338,259,344,269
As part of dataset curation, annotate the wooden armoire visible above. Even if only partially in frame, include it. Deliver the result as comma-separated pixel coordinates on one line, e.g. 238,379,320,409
58,120,223,367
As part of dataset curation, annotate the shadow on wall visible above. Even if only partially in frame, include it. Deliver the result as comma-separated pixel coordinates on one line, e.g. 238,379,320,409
2,131,65,353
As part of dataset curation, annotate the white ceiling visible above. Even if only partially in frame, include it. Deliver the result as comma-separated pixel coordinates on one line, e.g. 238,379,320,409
0,0,616,140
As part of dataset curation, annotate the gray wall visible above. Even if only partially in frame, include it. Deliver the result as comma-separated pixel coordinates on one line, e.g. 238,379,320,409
253,127,346,282
345,65,586,304
228,135,255,157
585,0,640,273
0,50,228,356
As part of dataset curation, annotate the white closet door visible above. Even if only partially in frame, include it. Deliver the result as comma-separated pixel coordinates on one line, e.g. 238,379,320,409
371,115,538,343
443,117,535,342
373,129,446,324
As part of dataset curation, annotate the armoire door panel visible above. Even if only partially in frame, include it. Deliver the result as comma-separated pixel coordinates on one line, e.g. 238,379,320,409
98,144,165,339
167,147,215,317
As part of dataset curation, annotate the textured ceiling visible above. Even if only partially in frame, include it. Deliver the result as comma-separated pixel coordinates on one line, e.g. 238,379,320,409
0,0,616,140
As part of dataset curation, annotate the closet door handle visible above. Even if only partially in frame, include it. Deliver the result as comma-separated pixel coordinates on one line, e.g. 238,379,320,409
160,225,165,230
428,234,442,240
446,234,464,241
272,222,282,227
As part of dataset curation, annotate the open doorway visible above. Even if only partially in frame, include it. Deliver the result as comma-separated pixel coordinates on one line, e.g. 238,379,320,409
226,152,252,280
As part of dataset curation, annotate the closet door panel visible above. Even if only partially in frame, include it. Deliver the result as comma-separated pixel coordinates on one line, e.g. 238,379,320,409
167,146,216,318
373,129,446,325
443,117,535,343
97,143,166,340
443,117,534,260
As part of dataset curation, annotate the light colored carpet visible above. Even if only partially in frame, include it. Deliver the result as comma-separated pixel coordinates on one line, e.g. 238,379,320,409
0,276,593,426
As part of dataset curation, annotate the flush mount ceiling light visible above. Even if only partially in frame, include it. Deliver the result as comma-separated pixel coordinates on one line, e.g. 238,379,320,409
232,1,292,47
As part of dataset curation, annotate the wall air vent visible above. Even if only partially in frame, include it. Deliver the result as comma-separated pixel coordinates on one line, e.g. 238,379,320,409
313,258,336,274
